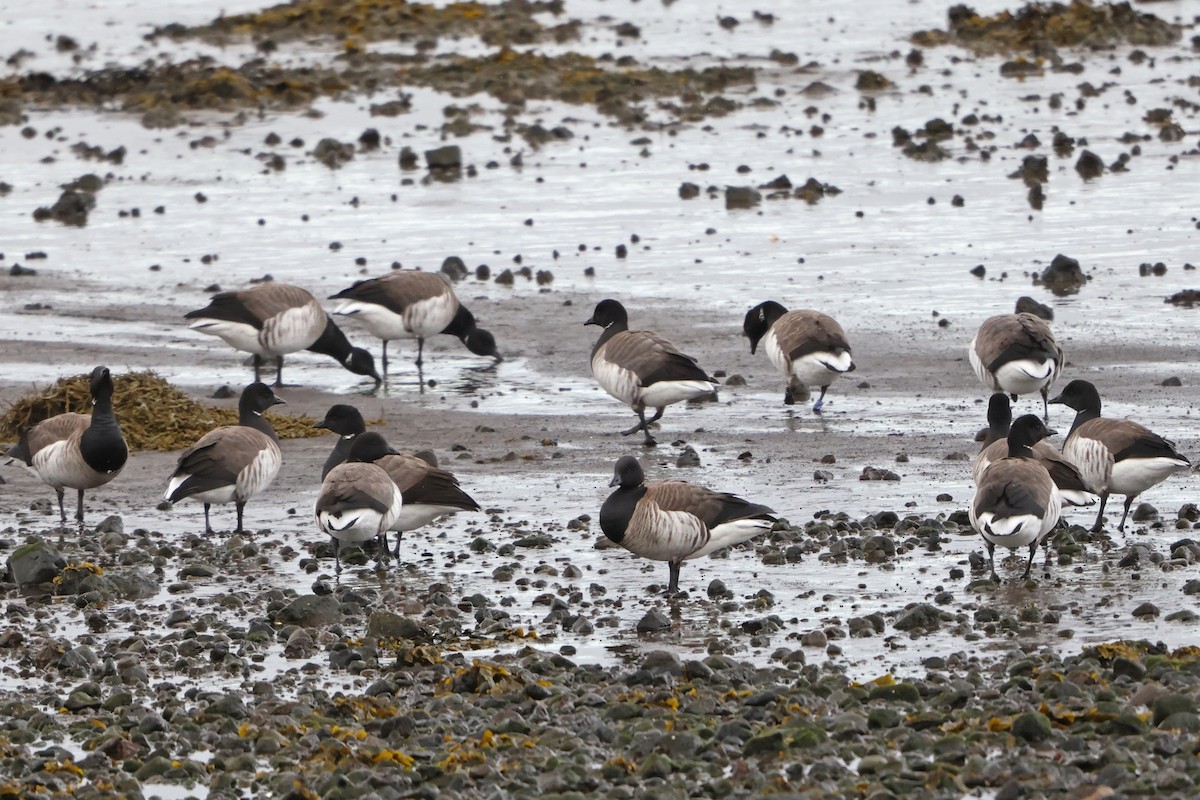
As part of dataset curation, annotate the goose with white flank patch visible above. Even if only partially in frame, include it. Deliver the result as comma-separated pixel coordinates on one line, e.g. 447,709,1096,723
599,455,777,596
328,270,501,379
4,366,128,527
315,432,404,572
970,414,1062,583
1048,379,1191,533
973,393,1097,507
969,312,1062,420
314,404,480,560
585,299,718,446
163,382,285,534
743,301,855,411
185,282,380,387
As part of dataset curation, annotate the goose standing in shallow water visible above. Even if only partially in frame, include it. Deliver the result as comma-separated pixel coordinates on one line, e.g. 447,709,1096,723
163,382,285,534
743,301,855,412
185,282,380,387
970,414,1062,583
969,312,1062,420
5,366,127,527
599,455,777,595
1048,379,1191,533
973,393,1097,507
328,270,501,380
313,404,480,560
585,299,718,446
315,432,404,573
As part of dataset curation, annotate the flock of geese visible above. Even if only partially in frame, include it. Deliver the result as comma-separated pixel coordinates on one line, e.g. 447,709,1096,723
2,269,1194,590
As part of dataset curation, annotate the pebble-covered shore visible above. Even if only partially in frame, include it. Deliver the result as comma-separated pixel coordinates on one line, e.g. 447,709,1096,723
5,504,1200,799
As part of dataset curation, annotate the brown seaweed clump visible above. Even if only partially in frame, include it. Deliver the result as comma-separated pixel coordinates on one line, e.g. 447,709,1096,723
912,1,1180,55
0,371,322,452
155,0,580,49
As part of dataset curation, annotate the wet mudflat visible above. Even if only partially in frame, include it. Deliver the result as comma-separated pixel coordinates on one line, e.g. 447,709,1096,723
2,0,1200,797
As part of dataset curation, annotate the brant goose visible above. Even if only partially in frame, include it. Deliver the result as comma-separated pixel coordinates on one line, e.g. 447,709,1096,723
970,414,1062,582
599,455,777,595
329,270,501,378
1049,379,1191,533
185,282,380,386
313,404,480,559
585,299,717,446
973,393,1097,507
315,431,404,572
969,312,1062,420
163,382,285,533
5,366,128,526
743,301,855,411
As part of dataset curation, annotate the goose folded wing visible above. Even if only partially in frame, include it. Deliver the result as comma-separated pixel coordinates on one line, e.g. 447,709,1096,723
605,332,712,385
317,483,393,516
402,466,480,510
1111,425,1190,463
650,481,775,526
975,476,1049,519
777,314,850,359
14,414,89,462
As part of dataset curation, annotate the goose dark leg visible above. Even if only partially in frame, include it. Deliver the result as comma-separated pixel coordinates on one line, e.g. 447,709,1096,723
381,341,389,378
1090,494,1109,534
235,502,246,534
55,488,67,525
75,489,85,523
667,561,683,596
416,337,425,369
253,354,263,383
1040,386,1050,422
621,408,651,437
783,386,795,406
334,538,342,575
1118,496,1136,533
986,541,1000,583
274,355,285,388
376,533,388,569
813,385,830,413
641,408,665,446
391,531,405,561
203,503,213,535
1021,541,1037,581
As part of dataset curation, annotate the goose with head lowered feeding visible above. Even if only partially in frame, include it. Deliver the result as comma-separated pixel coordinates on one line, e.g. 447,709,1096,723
185,282,380,387
973,393,1097,508
1048,379,1191,533
969,312,1062,420
585,299,718,446
163,382,285,534
315,432,404,573
313,404,480,560
328,270,501,380
599,455,777,596
970,414,1062,583
743,301,855,412
5,366,128,528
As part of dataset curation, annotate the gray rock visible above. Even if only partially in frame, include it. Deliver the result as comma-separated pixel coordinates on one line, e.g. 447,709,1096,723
366,611,425,640
425,145,462,169
894,603,944,632
276,594,341,627
1011,711,1052,742
7,539,66,586
636,609,671,633
641,650,682,675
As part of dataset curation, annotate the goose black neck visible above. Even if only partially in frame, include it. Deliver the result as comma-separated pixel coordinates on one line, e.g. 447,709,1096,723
81,393,127,473
442,305,476,341
307,316,353,361
238,402,279,440
321,432,358,479
599,485,646,544
1067,407,1099,439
